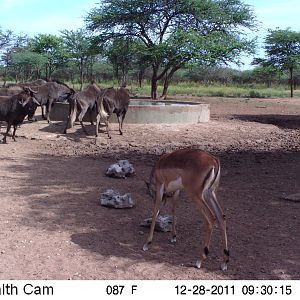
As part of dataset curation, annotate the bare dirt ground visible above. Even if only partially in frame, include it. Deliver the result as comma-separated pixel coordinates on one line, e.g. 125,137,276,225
0,96,299,280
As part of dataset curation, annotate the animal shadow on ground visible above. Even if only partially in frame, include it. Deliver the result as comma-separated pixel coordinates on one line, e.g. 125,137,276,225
38,121,111,142
233,114,300,130
7,149,300,279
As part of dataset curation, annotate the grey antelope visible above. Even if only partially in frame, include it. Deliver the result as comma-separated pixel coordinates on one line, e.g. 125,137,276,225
143,148,229,271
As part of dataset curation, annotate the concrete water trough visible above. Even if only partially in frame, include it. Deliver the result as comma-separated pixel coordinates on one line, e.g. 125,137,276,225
50,99,210,124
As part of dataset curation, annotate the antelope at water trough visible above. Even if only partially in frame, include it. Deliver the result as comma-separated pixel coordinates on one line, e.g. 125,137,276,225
143,148,229,271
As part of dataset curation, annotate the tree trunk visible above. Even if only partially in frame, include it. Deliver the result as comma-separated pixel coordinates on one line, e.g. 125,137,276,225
151,66,158,99
45,64,49,80
138,69,145,88
3,67,7,87
80,58,84,91
161,75,170,100
160,67,180,100
289,67,294,98
121,69,127,87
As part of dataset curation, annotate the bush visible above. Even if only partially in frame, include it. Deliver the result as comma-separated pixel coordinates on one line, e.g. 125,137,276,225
249,90,263,98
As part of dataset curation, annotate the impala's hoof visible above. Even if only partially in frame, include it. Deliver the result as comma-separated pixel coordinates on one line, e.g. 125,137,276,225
195,260,202,269
221,263,228,271
170,236,177,244
143,242,150,251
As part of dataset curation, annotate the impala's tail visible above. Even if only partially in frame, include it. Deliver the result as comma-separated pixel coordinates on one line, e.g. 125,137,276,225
202,159,222,224
202,159,221,195
202,158,229,269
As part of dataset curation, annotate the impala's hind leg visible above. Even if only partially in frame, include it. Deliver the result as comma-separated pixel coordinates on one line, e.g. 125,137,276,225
191,194,216,269
206,189,229,270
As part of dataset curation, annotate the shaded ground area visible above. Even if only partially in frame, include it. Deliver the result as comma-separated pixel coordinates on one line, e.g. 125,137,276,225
0,96,299,279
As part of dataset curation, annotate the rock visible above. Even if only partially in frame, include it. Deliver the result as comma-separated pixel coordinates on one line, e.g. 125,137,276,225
282,193,300,203
140,215,174,232
106,160,135,178
100,189,135,208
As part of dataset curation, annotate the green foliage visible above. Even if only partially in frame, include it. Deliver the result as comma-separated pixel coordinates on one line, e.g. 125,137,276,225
132,81,300,98
264,28,300,70
0,26,13,50
61,29,100,60
253,28,300,97
10,50,47,81
28,34,68,78
61,29,100,89
86,0,258,98
105,37,137,85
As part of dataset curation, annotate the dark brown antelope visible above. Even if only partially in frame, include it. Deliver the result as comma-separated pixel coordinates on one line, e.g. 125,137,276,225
143,148,229,271
95,87,130,138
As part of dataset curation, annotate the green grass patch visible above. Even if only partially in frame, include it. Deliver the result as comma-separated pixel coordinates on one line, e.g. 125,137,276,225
129,82,300,98
2,80,299,98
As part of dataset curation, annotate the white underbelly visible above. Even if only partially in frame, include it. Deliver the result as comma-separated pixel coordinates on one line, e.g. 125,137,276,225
165,177,183,193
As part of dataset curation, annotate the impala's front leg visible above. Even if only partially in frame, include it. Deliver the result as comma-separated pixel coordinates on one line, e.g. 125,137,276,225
143,184,164,251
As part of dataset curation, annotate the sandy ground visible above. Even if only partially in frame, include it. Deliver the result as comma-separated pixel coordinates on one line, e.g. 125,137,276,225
0,96,299,280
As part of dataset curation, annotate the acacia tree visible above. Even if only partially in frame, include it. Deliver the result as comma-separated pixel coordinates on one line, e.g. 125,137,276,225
86,0,257,99
10,50,47,82
106,36,136,86
0,26,13,50
254,28,300,97
29,34,67,79
61,29,98,90
251,65,279,87
1,27,14,85
1,32,29,84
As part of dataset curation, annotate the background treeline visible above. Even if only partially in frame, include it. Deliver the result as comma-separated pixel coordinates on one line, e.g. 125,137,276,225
1,0,300,100
1,29,299,89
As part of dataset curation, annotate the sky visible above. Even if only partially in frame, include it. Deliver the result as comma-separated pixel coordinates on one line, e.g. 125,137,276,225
1,0,300,69
0,0,96,35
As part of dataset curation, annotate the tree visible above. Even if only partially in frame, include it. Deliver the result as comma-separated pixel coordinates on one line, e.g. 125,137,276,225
106,37,138,86
10,51,47,82
251,65,279,87
1,32,29,85
29,34,68,79
0,26,13,50
61,29,99,90
86,0,257,99
254,28,300,97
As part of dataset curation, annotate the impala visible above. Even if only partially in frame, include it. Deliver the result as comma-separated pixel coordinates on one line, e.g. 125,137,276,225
143,148,229,271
